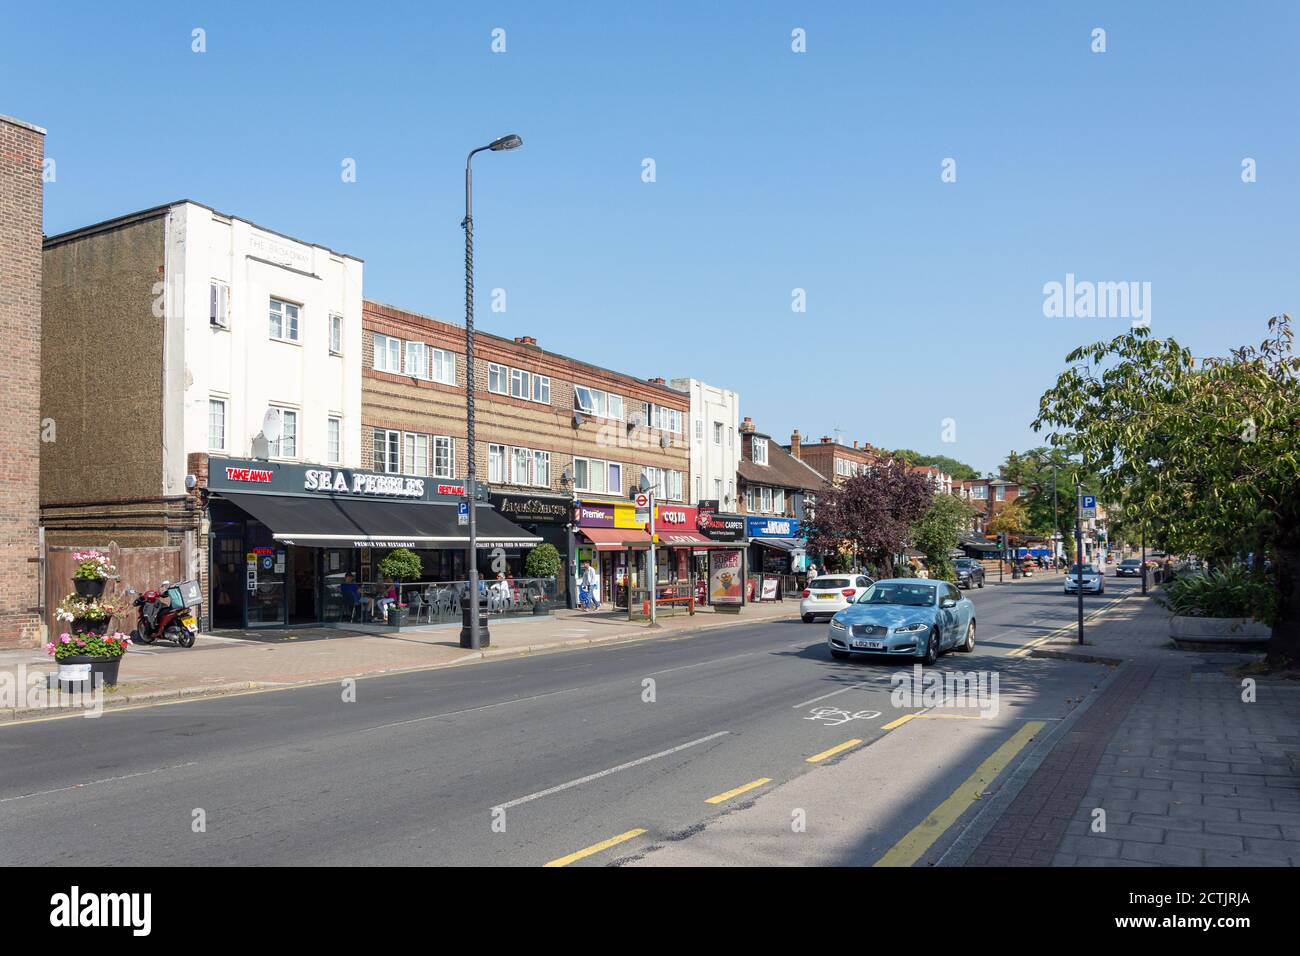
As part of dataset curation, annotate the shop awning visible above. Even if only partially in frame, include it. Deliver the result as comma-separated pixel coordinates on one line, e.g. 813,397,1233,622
220,493,540,549
578,528,651,552
753,537,803,552
657,531,714,547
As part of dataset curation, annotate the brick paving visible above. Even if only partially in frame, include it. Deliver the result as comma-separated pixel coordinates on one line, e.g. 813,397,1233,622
968,593,1300,867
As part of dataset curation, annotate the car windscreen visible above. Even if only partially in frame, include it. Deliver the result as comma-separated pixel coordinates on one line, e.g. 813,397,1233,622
809,577,851,590
857,583,936,607
1069,565,1097,574
1120,560,1141,567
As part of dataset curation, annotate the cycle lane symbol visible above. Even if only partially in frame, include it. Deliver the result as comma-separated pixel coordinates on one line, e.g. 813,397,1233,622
804,706,882,728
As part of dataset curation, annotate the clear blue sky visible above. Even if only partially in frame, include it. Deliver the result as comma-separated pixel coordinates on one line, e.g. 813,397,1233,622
5,1,1297,475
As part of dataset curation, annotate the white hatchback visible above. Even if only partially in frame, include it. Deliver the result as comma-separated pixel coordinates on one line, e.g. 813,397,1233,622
800,574,874,623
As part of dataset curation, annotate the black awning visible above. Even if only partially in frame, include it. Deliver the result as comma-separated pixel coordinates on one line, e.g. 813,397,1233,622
219,493,541,549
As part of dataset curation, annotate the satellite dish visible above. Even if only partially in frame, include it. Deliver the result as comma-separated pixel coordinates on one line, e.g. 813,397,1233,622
251,434,270,459
261,408,282,443
660,435,671,449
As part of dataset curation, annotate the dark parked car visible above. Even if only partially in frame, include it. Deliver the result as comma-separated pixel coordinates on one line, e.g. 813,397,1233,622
953,558,985,590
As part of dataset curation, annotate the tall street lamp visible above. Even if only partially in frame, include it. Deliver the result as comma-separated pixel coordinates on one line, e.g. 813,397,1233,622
461,133,522,650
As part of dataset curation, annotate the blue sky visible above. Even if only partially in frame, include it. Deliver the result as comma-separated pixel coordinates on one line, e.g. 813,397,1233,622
5,1,1296,475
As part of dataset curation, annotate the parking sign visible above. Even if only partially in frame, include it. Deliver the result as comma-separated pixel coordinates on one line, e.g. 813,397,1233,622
1080,495,1097,519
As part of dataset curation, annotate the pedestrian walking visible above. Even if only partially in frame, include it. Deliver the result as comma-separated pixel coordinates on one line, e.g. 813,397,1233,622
578,561,601,611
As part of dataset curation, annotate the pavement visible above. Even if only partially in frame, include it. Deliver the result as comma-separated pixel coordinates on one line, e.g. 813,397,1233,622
0,600,793,722
954,588,1300,867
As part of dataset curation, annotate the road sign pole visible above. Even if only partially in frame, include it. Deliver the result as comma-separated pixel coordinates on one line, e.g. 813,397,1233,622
648,491,657,626
1076,487,1085,644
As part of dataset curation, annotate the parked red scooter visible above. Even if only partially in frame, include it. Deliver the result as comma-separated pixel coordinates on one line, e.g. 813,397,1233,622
128,581,198,647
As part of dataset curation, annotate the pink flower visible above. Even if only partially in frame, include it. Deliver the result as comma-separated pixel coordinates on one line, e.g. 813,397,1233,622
75,638,86,646
44,642,55,656
60,633,71,644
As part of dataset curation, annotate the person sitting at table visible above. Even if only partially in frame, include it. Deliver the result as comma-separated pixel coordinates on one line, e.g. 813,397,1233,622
375,577,399,622
340,573,374,621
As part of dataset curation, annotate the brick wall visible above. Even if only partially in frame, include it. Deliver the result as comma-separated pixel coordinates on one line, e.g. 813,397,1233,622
0,116,45,647
360,301,691,501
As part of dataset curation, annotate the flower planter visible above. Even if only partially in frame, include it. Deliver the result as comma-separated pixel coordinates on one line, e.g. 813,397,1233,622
1170,615,1270,649
56,654,122,688
73,578,106,598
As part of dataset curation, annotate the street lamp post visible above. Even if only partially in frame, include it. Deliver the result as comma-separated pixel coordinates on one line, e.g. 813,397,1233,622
462,133,522,651
1075,473,1085,644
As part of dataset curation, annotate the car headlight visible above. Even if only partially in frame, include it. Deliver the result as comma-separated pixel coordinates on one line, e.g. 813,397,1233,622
894,622,929,633
830,618,846,630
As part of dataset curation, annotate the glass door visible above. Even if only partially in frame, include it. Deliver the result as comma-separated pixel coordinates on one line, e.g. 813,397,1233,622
245,522,285,626
210,533,245,629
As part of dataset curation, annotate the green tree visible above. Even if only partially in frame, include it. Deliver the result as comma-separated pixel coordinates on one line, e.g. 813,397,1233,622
524,543,562,578
889,449,980,481
1034,316,1300,666
909,493,976,583
378,548,422,583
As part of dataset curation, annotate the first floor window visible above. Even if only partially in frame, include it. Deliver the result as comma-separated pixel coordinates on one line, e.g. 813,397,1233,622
511,446,531,485
532,375,550,404
608,462,622,495
373,429,400,473
746,487,755,512
532,449,550,487
713,478,722,500
270,408,297,458
488,444,506,483
404,433,430,476
773,488,785,514
433,436,455,479
510,368,530,400
574,457,615,494
327,417,341,464
761,486,773,513
208,398,226,451
488,364,508,394
210,282,229,328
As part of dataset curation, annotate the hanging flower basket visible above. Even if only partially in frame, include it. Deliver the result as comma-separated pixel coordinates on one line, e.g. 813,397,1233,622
74,577,106,598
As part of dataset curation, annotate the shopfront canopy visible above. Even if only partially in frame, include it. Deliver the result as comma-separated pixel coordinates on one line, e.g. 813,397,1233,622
220,493,540,550
578,527,652,552
754,537,803,552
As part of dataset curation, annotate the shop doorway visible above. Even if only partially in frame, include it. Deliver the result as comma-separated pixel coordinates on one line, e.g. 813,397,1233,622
287,545,320,625
210,533,245,629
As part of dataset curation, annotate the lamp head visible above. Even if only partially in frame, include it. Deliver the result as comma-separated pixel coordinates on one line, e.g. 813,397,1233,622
488,134,522,151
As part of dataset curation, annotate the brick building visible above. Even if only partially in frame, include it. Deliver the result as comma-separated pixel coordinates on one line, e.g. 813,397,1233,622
738,418,828,576
790,432,885,484
0,115,45,647
361,300,692,604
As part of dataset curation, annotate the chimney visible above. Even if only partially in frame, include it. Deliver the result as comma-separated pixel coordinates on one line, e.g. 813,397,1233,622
648,376,665,385
512,335,538,347
821,436,832,443
740,416,755,434
789,429,802,459
852,440,859,449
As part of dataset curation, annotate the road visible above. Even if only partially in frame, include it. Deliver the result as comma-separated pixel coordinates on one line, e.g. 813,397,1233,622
0,574,1140,866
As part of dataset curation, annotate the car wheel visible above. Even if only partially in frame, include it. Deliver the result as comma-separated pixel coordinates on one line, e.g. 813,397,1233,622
959,620,975,652
923,629,940,665
977,577,984,588
801,614,814,623
830,650,850,660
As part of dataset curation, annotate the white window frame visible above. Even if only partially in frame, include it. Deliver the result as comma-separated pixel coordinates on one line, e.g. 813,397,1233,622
511,446,531,485
531,374,551,404
210,282,229,329
510,368,531,400
761,486,773,513
713,422,723,445
488,444,507,483
607,462,622,495
208,398,226,452
373,333,401,372
329,314,343,355
996,486,1006,502
269,298,300,343
373,428,400,473
753,438,769,466
403,432,430,476
433,436,455,479
773,488,785,514
488,363,508,395
746,486,755,512
430,348,456,385
269,407,298,459
327,416,341,464
532,449,550,487
405,342,428,379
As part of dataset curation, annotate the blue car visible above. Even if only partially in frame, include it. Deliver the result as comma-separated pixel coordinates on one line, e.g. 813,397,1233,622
827,578,976,664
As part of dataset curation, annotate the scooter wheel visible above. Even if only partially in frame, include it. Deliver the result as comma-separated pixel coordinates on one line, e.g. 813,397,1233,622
132,627,155,645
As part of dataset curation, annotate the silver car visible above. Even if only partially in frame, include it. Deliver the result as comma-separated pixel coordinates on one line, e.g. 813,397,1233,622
1064,564,1105,594
827,579,976,665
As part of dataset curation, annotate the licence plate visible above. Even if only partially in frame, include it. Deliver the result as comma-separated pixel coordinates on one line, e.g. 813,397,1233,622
181,614,196,630
851,640,885,650
817,594,838,600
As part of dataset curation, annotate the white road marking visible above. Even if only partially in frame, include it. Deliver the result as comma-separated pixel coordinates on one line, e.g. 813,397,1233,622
791,680,884,710
357,686,587,732
0,761,199,804
493,731,730,811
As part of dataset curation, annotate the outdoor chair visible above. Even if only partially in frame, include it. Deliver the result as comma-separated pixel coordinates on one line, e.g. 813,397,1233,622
408,590,431,624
